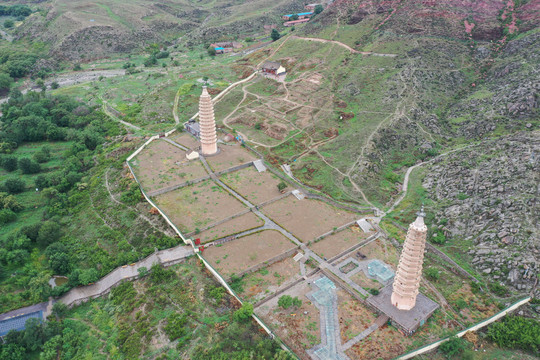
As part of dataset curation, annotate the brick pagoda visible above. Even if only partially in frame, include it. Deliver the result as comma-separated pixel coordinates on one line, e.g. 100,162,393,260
391,207,428,310
198,86,218,155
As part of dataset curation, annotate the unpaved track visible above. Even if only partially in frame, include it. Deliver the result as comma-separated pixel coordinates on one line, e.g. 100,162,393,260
290,35,398,57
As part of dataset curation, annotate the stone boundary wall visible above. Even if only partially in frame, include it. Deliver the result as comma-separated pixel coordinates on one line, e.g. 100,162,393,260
425,243,482,284
186,209,252,239
225,247,300,282
395,297,531,360
313,219,361,243
214,161,254,176
256,191,292,208
147,175,212,197
328,232,380,264
304,193,371,215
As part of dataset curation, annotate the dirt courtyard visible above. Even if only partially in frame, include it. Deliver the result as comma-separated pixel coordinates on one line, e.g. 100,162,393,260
261,197,359,242
169,132,200,150
238,256,302,303
220,166,284,204
152,179,247,233
309,226,374,259
206,144,258,172
203,230,297,277
131,139,208,192
256,281,321,360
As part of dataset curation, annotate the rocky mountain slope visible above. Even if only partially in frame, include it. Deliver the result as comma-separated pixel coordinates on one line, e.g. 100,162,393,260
423,131,538,293
15,0,304,60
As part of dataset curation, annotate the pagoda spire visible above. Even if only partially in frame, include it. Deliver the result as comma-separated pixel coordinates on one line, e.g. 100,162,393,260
198,86,218,155
391,206,428,310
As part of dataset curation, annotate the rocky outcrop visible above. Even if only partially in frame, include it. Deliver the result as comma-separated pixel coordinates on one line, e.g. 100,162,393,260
422,132,539,294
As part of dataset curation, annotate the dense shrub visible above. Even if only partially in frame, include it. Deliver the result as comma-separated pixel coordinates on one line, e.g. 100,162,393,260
278,295,302,309
233,303,253,323
18,157,41,174
0,155,17,171
3,178,25,194
439,336,467,358
487,316,540,352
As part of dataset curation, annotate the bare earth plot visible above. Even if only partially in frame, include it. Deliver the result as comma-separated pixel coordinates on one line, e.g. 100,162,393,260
220,166,284,204
262,197,359,242
309,226,374,259
152,179,247,233
346,323,412,360
196,212,263,243
337,289,377,344
131,139,207,192
169,132,201,150
238,256,302,303
203,230,296,277
206,144,258,172
257,281,321,360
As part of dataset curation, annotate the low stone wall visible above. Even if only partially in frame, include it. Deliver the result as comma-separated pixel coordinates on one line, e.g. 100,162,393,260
254,268,320,308
226,247,300,282
147,174,212,197
328,232,380,264
214,161,254,176
396,297,531,360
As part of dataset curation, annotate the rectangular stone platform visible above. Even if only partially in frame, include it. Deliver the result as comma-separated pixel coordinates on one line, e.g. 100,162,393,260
367,285,439,335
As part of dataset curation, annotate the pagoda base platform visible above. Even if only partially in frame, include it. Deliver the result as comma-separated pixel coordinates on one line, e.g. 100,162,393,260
367,284,439,335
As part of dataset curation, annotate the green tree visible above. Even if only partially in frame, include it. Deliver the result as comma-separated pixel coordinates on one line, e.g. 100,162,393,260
314,5,324,14
0,155,18,171
73,64,81,71
290,14,299,21
207,46,216,56
78,268,99,285
18,157,41,174
0,344,25,360
277,181,287,192
4,19,14,28
233,302,253,323
50,81,59,90
0,192,23,211
28,273,51,302
51,302,68,319
4,178,25,193
37,221,62,247
49,252,71,274
271,29,281,41
144,55,158,67
40,335,62,360
0,72,13,93
0,208,16,224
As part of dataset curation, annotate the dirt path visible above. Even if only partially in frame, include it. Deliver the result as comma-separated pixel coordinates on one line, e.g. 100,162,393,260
386,143,478,214
290,35,398,57
99,96,142,131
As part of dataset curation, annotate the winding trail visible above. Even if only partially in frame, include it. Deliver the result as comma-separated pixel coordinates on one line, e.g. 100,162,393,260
99,96,142,131
289,35,397,57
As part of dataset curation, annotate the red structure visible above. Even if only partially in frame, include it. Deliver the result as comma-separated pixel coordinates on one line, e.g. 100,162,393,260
284,18,310,27
194,238,201,245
